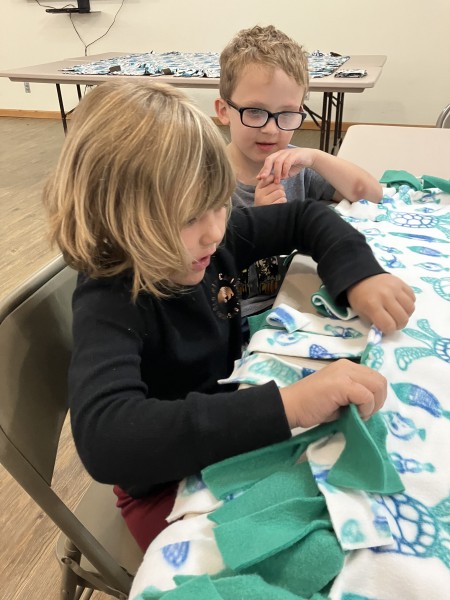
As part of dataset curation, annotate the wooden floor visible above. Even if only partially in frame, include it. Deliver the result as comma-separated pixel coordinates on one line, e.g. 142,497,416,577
0,116,322,599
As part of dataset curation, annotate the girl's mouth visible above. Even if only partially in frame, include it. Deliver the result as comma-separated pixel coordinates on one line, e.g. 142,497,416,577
192,255,211,271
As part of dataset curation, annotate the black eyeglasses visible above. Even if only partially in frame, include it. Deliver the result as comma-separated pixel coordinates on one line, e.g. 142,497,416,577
226,99,307,131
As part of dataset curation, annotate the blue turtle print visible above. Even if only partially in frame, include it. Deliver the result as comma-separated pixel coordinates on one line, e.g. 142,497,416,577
391,383,450,420
371,493,450,569
376,209,450,239
420,276,450,301
395,319,450,370
161,541,190,568
362,343,384,371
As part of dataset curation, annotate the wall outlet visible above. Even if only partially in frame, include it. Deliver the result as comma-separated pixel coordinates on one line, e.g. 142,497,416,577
24,82,31,94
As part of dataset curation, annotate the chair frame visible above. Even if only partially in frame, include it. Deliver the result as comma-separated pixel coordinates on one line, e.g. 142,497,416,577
0,259,142,600
436,104,450,128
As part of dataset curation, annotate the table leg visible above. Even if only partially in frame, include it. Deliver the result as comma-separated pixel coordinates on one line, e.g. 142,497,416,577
55,84,68,135
330,93,345,155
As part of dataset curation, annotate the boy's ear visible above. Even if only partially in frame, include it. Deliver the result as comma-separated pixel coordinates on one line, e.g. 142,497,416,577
215,97,230,126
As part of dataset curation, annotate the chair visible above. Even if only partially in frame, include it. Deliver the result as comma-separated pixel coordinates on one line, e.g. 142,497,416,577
0,260,143,600
436,104,450,128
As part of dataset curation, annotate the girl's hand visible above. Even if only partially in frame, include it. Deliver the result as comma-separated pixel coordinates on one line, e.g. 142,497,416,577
255,174,287,205
280,359,387,429
347,274,416,334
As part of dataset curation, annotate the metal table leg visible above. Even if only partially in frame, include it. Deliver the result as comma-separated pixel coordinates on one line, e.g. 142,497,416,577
55,83,68,135
330,92,345,155
55,84,84,135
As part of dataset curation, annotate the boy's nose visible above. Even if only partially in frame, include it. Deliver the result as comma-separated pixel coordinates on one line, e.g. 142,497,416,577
260,116,279,133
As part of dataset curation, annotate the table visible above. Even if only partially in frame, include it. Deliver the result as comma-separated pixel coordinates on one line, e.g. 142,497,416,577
266,127,450,598
0,54,386,154
338,124,450,179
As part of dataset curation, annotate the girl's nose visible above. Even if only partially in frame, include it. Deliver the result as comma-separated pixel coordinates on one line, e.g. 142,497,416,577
201,210,225,246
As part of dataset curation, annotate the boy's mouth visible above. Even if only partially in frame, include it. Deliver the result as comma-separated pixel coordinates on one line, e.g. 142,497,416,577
255,142,277,152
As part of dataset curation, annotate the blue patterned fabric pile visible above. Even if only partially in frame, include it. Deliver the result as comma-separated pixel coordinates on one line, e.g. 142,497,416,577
61,51,349,79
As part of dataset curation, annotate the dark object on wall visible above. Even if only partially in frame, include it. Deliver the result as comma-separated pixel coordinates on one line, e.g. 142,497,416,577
46,0,91,14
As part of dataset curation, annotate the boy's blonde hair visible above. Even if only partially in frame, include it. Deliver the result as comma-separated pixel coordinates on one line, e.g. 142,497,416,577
219,25,309,100
44,80,235,299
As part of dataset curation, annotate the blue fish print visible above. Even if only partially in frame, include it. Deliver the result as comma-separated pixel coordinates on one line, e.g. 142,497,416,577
390,232,450,244
391,383,450,420
379,254,405,269
389,452,435,474
324,324,363,338
382,411,426,441
374,242,403,254
408,245,449,258
162,541,190,568
268,331,307,346
415,262,450,272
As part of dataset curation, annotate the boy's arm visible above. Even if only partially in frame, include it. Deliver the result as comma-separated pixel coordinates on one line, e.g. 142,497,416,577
257,148,383,203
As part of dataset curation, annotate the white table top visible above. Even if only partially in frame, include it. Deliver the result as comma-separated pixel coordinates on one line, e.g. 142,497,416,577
338,125,450,179
0,54,386,94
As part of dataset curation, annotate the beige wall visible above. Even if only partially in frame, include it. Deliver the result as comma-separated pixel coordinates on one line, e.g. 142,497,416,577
1,0,449,125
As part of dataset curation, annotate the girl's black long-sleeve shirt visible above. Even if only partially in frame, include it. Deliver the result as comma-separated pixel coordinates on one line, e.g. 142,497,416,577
69,201,385,498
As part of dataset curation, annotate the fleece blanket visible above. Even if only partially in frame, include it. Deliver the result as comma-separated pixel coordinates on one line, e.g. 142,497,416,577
130,183,450,600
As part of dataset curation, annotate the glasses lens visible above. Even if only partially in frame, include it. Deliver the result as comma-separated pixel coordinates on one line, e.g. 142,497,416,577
277,112,305,130
241,108,269,127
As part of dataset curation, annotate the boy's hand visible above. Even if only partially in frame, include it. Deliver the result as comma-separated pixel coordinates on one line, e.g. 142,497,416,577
347,274,416,334
255,174,287,205
257,148,316,185
280,359,386,428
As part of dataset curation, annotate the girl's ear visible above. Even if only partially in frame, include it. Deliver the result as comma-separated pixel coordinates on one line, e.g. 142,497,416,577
215,97,230,126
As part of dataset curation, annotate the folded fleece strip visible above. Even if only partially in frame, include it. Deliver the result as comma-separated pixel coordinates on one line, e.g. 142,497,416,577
134,573,330,600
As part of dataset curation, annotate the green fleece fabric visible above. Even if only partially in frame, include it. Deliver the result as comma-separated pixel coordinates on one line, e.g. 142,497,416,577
202,407,402,500
135,575,221,599
209,462,319,525
243,529,344,598
202,423,336,499
247,307,280,338
140,573,330,600
310,285,353,319
327,405,404,493
380,170,423,190
213,497,329,570
422,174,450,193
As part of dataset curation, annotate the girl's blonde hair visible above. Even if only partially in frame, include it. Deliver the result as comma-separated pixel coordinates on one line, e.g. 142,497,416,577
219,25,309,101
44,80,236,299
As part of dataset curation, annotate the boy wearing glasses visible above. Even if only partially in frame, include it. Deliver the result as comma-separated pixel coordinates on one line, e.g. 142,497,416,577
215,24,382,320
